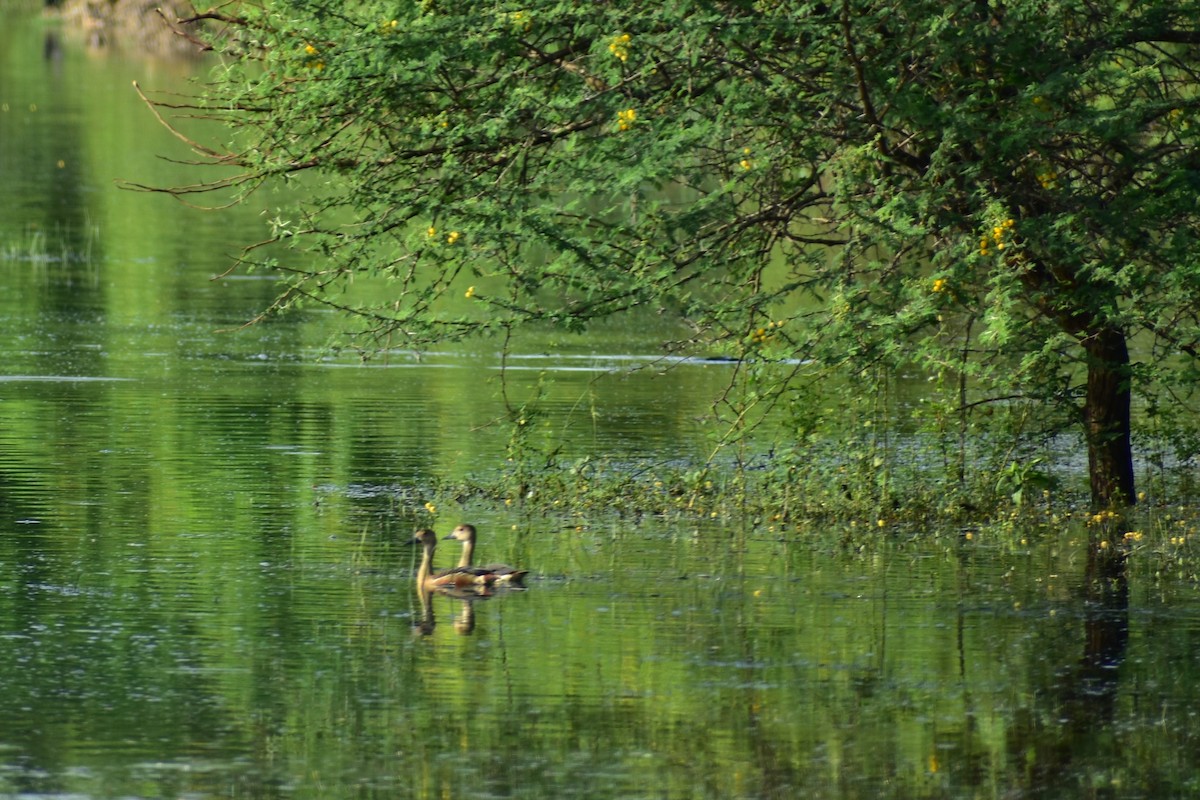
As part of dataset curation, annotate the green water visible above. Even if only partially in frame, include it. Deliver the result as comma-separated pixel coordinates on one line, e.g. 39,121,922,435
2,9,1200,799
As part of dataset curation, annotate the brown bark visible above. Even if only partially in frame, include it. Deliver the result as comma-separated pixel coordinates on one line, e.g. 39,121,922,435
1082,327,1136,510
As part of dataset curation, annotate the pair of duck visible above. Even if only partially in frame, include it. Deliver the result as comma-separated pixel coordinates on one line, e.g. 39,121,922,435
410,524,529,590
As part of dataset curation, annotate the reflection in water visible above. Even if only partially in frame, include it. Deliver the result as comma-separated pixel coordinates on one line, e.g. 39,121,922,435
452,597,477,635
43,31,63,63
413,585,491,637
414,585,435,636
1010,534,1130,796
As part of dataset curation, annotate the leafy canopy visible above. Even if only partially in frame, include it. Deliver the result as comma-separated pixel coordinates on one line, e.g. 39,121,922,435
151,0,1200,503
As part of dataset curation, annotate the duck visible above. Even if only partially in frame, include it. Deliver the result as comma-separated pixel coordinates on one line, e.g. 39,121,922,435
409,528,499,590
444,523,529,587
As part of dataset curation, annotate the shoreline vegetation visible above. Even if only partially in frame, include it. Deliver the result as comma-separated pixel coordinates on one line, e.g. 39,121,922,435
6,218,1198,545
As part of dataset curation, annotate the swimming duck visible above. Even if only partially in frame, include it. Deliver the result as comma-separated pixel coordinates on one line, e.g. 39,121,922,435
444,523,529,587
409,528,498,590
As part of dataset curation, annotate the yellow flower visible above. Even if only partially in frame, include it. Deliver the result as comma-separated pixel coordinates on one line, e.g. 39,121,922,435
304,43,318,55
446,230,460,244
616,108,637,131
608,33,631,61
749,324,776,345
932,278,947,293
464,286,475,299
509,11,532,31
740,158,753,170
426,226,437,238
423,501,437,515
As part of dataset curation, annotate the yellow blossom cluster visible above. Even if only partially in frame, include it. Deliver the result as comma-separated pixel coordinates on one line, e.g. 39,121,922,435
739,147,754,170
749,319,783,345
464,286,476,299
379,19,398,33
616,108,637,131
302,43,325,71
423,501,437,515
609,33,631,62
1037,169,1058,189
426,226,460,245
1087,509,1119,526
932,277,948,293
1123,530,1144,542
980,218,1015,256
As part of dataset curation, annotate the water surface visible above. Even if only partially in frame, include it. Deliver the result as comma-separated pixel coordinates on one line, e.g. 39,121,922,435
2,9,1200,799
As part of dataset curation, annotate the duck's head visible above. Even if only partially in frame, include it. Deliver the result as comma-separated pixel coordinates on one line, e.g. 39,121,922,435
410,528,439,548
444,523,477,543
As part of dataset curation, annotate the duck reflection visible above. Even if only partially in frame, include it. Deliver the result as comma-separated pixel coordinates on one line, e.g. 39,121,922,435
413,585,436,636
412,584,494,637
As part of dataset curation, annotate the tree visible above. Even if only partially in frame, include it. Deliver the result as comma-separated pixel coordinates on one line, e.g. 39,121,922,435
143,0,1200,510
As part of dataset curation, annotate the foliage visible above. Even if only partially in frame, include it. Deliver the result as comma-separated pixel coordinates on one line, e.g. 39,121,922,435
144,0,1200,511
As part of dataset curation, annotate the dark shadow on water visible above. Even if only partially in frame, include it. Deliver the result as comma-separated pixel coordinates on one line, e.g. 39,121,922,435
1011,532,1129,797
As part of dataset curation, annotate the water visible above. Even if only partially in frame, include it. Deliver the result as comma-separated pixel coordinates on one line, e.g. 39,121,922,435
3,8,1200,798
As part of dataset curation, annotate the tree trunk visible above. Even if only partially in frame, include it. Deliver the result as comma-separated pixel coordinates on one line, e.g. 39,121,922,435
1082,327,1136,509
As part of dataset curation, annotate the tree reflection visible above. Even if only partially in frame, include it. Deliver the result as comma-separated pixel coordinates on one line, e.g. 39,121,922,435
1010,530,1129,796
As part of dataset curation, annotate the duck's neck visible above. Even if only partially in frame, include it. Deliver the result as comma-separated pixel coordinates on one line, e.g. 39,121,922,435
456,539,475,569
417,541,437,586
